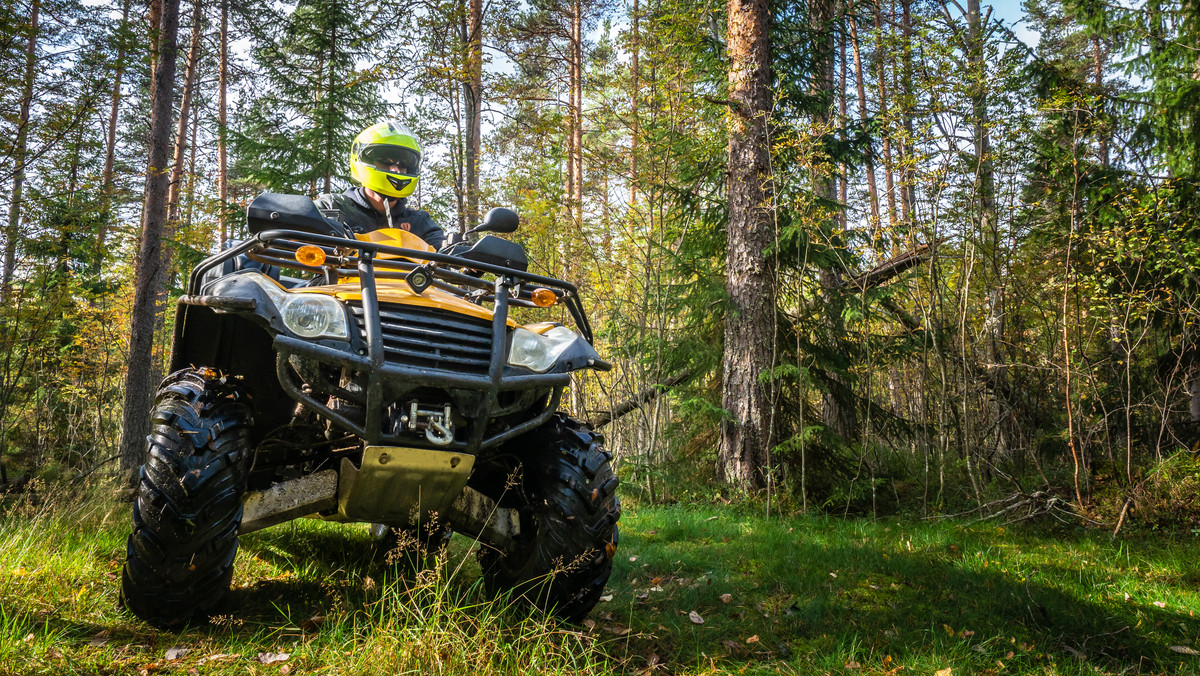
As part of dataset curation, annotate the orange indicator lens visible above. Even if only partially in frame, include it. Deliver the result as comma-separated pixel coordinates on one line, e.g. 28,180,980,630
531,288,557,307
296,245,327,266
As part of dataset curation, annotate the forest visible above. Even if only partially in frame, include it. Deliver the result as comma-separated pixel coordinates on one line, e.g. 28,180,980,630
0,0,1198,524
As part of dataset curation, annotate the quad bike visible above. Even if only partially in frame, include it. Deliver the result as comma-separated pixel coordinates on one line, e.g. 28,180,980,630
119,193,620,629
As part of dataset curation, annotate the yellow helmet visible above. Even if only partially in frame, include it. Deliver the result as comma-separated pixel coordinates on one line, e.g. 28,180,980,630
349,120,422,199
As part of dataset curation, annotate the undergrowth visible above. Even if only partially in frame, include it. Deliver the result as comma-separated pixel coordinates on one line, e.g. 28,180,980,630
1,481,1198,674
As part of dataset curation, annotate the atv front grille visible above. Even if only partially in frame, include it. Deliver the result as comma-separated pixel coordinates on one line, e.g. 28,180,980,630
348,301,496,374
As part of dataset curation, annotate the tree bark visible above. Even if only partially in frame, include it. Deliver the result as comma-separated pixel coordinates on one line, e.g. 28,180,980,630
719,0,775,490
118,0,182,478
1,0,40,303
463,0,483,231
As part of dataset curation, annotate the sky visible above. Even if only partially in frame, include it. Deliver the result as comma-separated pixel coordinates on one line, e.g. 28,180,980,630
989,0,1042,48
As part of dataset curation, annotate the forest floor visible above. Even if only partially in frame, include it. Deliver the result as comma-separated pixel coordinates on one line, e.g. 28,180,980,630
2,485,1199,675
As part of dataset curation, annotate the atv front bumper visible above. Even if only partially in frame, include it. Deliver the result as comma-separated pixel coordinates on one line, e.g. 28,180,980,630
176,229,604,454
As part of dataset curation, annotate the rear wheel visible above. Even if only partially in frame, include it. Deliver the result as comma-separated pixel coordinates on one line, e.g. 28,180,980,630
478,414,620,622
120,369,253,629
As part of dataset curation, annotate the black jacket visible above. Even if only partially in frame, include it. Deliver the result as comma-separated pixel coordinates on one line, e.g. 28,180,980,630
315,188,446,250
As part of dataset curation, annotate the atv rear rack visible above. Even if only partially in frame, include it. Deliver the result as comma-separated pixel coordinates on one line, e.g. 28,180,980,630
181,229,603,451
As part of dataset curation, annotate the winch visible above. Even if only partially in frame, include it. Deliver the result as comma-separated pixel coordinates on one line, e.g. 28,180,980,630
394,401,455,445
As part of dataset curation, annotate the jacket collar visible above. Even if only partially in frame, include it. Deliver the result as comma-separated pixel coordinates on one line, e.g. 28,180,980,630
345,187,407,216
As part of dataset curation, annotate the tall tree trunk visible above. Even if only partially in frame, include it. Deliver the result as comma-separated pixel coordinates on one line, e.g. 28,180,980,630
166,0,203,230
570,0,584,230
838,33,848,228
1091,33,1109,168
873,0,898,228
848,10,880,239
217,0,229,248
98,0,133,273
899,0,916,237
719,0,775,489
814,0,858,442
463,0,483,231
118,0,182,479
628,0,640,208
2,0,40,303
323,22,336,195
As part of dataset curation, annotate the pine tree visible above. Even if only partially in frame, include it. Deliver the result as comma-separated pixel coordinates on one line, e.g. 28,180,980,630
234,0,387,196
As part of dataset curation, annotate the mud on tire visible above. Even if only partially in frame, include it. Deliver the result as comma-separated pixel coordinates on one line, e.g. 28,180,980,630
120,368,253,630
478,413,620,622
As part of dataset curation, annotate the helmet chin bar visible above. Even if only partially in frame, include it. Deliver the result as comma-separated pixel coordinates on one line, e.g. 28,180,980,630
387,175,413,192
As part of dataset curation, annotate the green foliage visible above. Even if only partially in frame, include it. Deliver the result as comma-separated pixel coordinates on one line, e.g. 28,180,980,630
232,0,388,195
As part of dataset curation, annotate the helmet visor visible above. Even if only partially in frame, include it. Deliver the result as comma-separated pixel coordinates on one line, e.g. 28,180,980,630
359,144,421,175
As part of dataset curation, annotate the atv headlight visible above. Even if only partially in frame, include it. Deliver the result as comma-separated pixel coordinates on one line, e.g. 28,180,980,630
507,326,579,373
280,294,350,340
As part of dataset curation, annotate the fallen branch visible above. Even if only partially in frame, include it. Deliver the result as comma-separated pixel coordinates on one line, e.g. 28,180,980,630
590,370,692,428
930,490,1105,527
845,239,944,292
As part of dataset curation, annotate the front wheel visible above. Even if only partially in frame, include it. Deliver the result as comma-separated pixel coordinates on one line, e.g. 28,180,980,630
478,414,620,622
120,369,253,629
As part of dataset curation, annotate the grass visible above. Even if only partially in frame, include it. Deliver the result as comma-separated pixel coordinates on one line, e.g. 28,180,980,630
1,485,1198,675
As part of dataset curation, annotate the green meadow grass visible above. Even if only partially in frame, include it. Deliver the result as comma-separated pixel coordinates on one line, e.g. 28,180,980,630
1,486,1198,675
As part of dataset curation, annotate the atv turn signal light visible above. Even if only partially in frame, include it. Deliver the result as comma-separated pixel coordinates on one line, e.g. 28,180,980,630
295,245,326,267
531,288,558,307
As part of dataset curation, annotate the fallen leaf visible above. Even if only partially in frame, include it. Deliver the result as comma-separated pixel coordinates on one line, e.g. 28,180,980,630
1124,592,1131,602
280,666,291,675
943,624,955,637
583,619,596,631
935,669,952,676
256,653,290,664
165,647,190,661
22,634,34,644
300,614,326,632
650,585,663,592
688,610,704,624
88,631,110,647
720,593,733,604
746,635,760,644
962,630,975,637
629,556,638,562
647,530,658,535
706,515,719,521
845,661,862,669
197,654,238,665
599,594,613,602
647,653,662,666
1170,646,1200,655
722,640,741,653
187,670,199,676
1153,601,1167,608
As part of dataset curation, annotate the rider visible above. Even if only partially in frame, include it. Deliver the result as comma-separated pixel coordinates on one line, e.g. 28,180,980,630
317,121,446,250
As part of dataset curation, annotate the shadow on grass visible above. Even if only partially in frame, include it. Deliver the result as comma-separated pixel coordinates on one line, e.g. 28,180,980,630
606,515,1200,673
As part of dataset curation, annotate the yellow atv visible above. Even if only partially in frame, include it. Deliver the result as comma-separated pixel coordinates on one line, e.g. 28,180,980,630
120,193,619,629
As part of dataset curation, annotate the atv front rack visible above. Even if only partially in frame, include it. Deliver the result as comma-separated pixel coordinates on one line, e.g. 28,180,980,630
182,229,602,451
